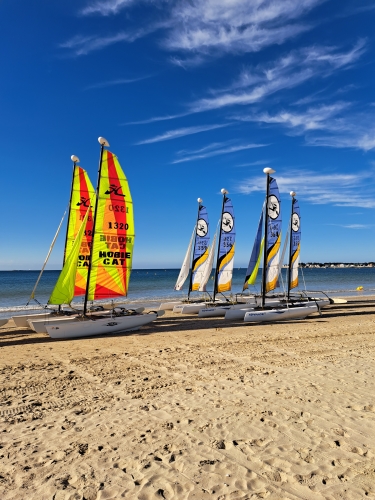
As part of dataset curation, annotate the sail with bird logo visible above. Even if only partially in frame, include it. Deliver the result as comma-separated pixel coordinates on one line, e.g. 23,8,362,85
214,192,235,295
289,197,301,290
190,203,210,292
265,177,282,293
86,150,134,301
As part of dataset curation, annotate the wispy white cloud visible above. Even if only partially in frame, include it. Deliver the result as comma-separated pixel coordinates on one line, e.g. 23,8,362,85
235,160,271,167
234,99,375,152
307,131,375,151
190,40,366,112
85,75,151,90
164,0,323,55
236,170,375,208
74,0,325,60
81,0,137,16
136,123,230,145
60,33,133,56
236,102,350,132
60,24,159,55
122,112,192,126
340,224,372,229
172,142,267,164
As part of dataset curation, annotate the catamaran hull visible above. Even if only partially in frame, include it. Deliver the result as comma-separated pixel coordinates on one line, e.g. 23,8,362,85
0,319,8,328
225,307,256,321
226,301,319,321
160,301,183,311
46,313,158,339
12,312,54,328
29,317,80,334
198,303,256,318
173,303,206,314
244,304,318,323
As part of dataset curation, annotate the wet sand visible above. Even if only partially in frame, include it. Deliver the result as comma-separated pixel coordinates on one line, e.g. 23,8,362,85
1,298,375,499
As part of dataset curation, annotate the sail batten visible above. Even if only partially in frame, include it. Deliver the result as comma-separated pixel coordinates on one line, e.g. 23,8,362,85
87,150,134,301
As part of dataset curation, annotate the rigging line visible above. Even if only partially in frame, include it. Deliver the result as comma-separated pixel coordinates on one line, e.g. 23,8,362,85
300,259,308,292
26,207,68,306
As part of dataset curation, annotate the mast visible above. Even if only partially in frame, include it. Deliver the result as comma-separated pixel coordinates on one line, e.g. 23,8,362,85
213,188,228,303
287,191,296,301
83,137,109,315
261,168,275,309
187,198,203,300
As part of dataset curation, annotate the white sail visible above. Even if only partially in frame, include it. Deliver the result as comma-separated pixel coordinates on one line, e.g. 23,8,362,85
198,232,217,292
276,230,289,288
174,227,195,291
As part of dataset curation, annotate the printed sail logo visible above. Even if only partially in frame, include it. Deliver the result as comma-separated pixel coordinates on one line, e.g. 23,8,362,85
267,195,280,219
77,196,91,208
196,218,208,237
105,184,125,197
292,212,300,231
221,212,234,232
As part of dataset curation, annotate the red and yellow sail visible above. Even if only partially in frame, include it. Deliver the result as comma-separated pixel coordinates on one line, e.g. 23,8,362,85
87,150,134,300
64,167,96,296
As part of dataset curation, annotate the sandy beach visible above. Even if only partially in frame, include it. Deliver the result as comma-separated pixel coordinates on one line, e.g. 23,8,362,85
1,298,375,499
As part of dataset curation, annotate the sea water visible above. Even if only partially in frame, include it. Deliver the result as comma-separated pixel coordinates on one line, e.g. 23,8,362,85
0,268,374,319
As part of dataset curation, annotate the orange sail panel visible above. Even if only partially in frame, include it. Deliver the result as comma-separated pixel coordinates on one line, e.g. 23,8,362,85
87,150,134,300
64,167,96,296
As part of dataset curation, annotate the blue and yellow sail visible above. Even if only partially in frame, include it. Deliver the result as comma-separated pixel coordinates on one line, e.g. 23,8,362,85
265,177,282,293
289,198,301,290
215,196,235,293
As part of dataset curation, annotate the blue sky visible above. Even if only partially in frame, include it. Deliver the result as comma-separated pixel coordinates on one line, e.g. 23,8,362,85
1,0,375,270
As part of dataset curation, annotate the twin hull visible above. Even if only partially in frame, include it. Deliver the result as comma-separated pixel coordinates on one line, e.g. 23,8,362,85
46,313,158,339
244,304,318,323
12,312,54,328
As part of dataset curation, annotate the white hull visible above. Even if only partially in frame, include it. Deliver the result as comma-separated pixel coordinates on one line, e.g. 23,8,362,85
244,304,318,323
198,303,255,318
29,307,145,334
159,301,183,311
46,313,159,339
12,312,54,328
225,307,256,321
0,319,9,328
29,316,80,334
173,302,206,314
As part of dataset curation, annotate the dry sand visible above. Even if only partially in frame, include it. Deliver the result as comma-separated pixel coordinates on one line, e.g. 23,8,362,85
0,299,375,499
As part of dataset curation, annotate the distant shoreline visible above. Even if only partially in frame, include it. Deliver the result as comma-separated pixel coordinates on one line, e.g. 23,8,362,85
1,264,375,272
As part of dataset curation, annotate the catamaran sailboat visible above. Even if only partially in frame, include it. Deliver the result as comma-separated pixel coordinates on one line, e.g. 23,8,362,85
177,189,254,317
242,168,319,323
12,155,96,328
43,137,162,339
160,198,213,311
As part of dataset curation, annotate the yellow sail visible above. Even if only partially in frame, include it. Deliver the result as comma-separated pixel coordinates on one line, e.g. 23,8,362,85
64,167,96,296
48,208,90,305
87,150,134,300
